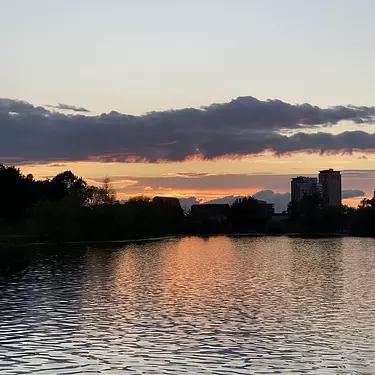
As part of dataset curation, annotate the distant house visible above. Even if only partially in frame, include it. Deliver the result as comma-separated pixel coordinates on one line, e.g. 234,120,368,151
190,204,230,223
152,196,182,209
256,200,275,218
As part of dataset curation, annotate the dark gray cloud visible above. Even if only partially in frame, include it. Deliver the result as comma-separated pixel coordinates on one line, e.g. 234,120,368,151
342,189,366,199
0,98,48,115
1,96,375,164
47,103,90,113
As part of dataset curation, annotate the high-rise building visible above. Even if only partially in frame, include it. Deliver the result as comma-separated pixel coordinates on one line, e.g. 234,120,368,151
319,169,342,207
291,177,323,202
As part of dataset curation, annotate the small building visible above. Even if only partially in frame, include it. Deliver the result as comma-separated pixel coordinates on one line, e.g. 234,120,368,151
152,196,181,209
255,199,275,217
187,204,231,233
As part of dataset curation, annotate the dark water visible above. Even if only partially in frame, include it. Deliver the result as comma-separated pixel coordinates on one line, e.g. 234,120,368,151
1,237,375,374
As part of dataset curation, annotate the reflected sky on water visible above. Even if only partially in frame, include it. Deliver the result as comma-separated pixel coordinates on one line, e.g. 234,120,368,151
1,237,375,374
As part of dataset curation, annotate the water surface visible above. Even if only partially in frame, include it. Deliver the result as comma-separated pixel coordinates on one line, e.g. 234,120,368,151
1,236,375,374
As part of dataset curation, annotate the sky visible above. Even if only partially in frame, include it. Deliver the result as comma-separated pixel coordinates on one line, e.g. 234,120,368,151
1,0,375,208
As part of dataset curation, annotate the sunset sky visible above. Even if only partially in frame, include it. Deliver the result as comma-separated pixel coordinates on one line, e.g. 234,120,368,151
1,0,375,208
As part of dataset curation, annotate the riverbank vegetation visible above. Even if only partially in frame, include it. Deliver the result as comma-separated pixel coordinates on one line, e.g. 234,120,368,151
1,164,375,242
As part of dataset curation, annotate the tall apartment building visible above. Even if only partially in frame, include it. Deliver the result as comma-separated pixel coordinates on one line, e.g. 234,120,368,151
319,169,342,207
291,177,323,202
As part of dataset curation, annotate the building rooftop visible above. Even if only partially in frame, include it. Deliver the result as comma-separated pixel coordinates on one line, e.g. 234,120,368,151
153,196,180,202
152,196,181,207
319,169,341,173
291,176,317,181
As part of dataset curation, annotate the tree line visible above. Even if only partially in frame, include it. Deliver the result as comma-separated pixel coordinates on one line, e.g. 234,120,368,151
1,164,375,241
0,164,185,241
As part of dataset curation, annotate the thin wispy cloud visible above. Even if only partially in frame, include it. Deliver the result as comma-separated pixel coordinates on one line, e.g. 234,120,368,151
1,97,375,164
47,103,90,113
342,189,366,199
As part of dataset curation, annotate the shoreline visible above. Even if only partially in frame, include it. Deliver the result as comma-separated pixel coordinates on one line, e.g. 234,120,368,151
0,232,354,248
0,235,175,248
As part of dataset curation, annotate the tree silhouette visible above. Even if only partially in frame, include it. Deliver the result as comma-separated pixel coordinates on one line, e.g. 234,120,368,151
229,196,263,232
86,178,117,206
2,162,375,241
0,164,36,220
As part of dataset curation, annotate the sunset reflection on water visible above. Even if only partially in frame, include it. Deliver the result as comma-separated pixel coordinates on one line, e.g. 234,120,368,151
1,237,375,374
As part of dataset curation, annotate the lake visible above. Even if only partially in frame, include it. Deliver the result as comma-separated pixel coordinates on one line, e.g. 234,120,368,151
1,236,375,374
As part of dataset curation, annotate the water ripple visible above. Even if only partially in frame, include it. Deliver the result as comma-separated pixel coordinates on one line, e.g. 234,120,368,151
1,237,375,374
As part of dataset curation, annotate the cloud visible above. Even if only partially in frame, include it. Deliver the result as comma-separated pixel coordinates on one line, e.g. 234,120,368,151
253,190,291,212
91,171,374,197
1,96,375,163
341,170,375,178
165,172,216,178
204,196,241,205
179,197,201,211
0,98,48,115
179,189,367,213
112,173,293,192
342,189,366,199
201,191,291,213
178,191,297,213
47,103,90,113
